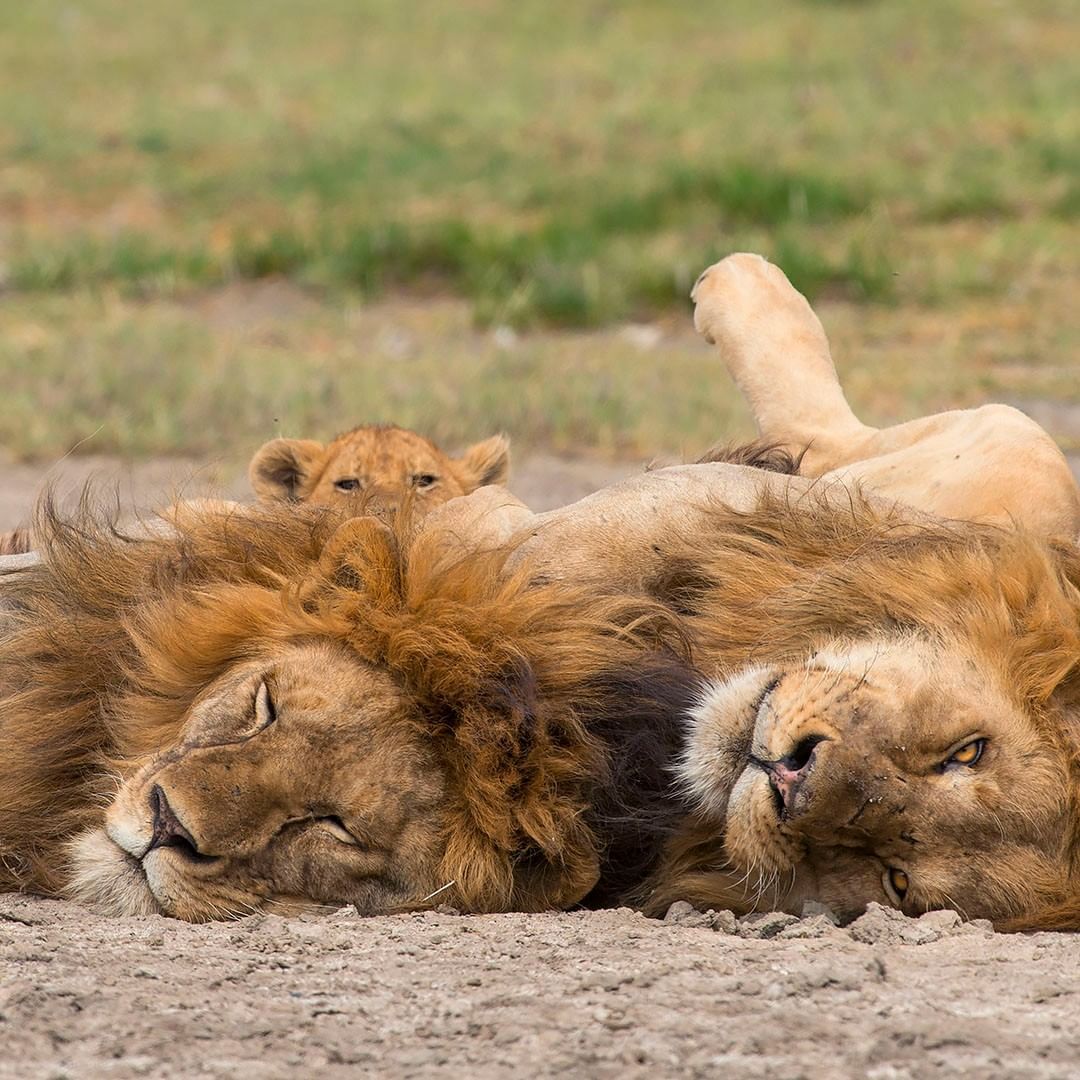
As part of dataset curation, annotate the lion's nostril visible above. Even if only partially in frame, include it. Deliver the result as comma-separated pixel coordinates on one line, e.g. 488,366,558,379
147,784,211,862
782,734,827,774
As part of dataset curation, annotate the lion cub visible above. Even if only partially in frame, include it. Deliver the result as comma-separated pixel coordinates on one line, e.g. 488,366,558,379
249,424,511,518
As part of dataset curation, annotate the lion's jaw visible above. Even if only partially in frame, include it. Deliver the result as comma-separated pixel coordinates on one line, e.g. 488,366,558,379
679,636,1073,922
64,642,448,922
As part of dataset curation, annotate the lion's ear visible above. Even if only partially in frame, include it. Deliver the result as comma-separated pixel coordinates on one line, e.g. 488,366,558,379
249,438,326,501
314,517,402,604
456,434,511,490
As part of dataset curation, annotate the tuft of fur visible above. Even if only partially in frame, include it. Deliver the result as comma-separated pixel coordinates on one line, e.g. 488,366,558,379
695,440,805,475
0,527,31,556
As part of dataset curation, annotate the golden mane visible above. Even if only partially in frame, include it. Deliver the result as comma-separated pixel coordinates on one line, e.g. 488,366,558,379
0,496,694,912
665,490,1080,708
643,488,1080,925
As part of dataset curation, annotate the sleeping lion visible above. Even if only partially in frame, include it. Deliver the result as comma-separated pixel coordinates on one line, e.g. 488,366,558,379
1,255,1078,929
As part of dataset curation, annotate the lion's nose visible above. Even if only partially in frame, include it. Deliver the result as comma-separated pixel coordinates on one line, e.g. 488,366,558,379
146,784,204,859
759,735,828,816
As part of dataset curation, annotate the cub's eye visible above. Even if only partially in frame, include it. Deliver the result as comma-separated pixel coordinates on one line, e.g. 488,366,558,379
334,478,361,492
253,681,277,732
884,867,909,905
412,473,438,489
316,816,360,846
943,738,986,770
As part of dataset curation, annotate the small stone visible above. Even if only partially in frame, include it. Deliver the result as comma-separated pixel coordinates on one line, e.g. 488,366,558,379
800,900,840,925
707,909,739,934
663,901,713,928
738,912,800,939
898,924,939,945
778,915,839,940
918,909,962,932
848,903,910,945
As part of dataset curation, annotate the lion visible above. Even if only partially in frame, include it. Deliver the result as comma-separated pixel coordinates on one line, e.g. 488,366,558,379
3,253,1079,929
0,497,697,920
430,461,1080,930
248,424,511,518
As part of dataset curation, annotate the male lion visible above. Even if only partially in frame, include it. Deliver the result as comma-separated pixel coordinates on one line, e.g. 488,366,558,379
0,499,696,920
249,424,511,518
3,254,1079,928
436,462,1080,930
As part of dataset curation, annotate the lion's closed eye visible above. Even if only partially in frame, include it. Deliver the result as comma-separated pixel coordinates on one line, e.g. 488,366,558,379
315,816,361,846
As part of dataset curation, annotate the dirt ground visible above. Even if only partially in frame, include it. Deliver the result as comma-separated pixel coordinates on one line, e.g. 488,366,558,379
3,894,1080,1080
2,455,1080,1080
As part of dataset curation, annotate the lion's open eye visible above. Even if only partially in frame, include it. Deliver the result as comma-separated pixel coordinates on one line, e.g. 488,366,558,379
943,738,986,770
884,867,909,905
334,478,361,492
412,473,438,489
316,816,360,846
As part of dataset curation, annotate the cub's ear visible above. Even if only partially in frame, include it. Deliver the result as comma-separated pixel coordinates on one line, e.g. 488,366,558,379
456,434,511,490
248,438,325,501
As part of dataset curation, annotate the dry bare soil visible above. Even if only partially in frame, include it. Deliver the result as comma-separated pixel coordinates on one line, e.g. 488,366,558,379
2,460,1080,1079
3,894,1080,1080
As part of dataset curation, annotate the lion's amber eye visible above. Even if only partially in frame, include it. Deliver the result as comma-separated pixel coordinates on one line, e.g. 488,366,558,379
334,478,361,492
412,473,438,489
884,868,909,904
944,738,986,769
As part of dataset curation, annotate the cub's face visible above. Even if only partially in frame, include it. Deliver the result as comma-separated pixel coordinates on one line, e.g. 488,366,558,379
249,427,510,518
678,636,1073,922
66,642,449,921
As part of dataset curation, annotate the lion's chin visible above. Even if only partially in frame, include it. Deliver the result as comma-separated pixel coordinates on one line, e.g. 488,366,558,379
64,828,162,917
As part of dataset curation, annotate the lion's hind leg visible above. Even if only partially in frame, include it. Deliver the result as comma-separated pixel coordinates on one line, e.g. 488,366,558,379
691,252,871,473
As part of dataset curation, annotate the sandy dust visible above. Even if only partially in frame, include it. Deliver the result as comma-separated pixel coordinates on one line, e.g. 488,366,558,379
3,894,1079,1079
2,456,1080,1079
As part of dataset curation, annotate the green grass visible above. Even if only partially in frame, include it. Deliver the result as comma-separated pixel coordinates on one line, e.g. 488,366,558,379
1,281,1076,465
2,0,1078,328
0,0,1077,462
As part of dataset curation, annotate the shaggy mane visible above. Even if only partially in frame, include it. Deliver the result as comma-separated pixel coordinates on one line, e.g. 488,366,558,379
0,494,695,912
642,487,1080,925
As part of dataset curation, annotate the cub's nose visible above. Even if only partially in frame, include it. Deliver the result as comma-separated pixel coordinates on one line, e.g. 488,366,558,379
146,784,204,859
759,735,828,816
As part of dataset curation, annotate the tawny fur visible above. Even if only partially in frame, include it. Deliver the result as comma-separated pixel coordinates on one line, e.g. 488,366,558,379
0,495,690,915
635,490,1080,927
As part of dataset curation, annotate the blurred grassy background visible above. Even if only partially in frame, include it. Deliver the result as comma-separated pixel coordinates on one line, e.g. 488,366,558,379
0,0,1077,463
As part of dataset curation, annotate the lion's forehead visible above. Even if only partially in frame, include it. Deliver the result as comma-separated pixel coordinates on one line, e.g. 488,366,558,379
326,428,451,478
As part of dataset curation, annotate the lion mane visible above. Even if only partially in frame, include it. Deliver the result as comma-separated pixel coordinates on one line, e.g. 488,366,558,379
0,496,696,915
639,489,1080,929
